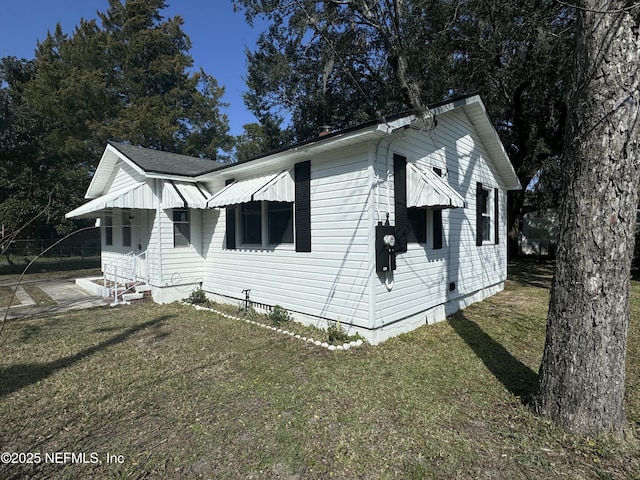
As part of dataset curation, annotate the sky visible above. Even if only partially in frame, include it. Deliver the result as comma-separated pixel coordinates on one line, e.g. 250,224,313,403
0,0,266,136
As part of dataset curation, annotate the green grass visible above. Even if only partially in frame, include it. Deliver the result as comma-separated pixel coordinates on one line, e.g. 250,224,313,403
0,260,638,479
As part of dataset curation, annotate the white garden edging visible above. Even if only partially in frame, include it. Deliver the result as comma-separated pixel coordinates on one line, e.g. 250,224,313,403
182,302,365,351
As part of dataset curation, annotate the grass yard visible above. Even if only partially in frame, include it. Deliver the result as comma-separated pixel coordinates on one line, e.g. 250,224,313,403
0,260,639,479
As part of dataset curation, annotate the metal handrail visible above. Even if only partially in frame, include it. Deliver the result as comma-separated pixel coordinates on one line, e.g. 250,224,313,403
103,250,149,304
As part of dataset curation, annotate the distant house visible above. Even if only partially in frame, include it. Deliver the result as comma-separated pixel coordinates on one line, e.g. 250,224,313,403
67,94,521,344
519,208,558,257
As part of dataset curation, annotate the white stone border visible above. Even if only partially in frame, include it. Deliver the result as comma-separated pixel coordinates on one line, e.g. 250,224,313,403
181,302,365,351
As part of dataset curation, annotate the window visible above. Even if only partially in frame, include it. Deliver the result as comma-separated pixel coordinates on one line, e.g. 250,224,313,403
241,201,262,244
268,202,293,244
237,201,294,247
122,210,131,247
173,209,190,246
481,189,491,242
407,207,427,244
476,182,493,246
104,214,113,246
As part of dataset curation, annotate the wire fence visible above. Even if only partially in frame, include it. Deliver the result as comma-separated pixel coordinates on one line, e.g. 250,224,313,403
1,239,101,274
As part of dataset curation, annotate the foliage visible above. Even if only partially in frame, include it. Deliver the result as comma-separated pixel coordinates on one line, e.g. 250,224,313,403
184,288,209,306
268,304,292,326
233,0,575,253
326,318,362,345
0,0,232,237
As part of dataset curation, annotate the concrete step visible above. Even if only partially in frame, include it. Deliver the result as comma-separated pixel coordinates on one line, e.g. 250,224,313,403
122,292,144,302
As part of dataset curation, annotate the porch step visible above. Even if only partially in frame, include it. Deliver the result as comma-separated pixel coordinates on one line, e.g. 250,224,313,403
122,292,144,302
110,283,153,304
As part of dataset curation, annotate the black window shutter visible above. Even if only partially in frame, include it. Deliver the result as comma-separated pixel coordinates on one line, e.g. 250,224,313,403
295,161,311,252
494,187,499,245
476,182,483,246
433,167,443,250
433,209,443,249
393,154,408,253
225,178,236,249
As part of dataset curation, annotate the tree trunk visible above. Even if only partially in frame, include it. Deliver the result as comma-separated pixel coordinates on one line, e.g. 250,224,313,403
533,2,640,437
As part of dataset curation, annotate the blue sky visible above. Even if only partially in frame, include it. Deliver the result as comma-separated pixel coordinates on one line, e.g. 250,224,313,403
0,1,266,136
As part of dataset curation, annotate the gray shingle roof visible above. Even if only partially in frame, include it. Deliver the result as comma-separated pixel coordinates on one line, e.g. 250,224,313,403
108,141,224,177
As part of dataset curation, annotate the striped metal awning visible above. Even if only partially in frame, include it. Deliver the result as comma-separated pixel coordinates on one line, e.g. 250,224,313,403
161,181,211,209
406,163,465,209
66,182,155,218
207,170,294,207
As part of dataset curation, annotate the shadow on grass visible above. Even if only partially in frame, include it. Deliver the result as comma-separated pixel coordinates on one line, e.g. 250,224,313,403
449,312,538,403
508,259,555,290
0,315,174,398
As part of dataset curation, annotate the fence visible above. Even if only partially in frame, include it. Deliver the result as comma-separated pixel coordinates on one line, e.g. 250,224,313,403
1,238,101,274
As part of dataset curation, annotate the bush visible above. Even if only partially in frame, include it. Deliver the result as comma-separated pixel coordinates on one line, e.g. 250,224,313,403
185,288,208,306
268,305,292,327
327,319,350,343
327,319,363,345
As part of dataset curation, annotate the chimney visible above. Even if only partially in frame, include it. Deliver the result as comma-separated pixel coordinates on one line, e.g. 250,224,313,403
319,125,333,137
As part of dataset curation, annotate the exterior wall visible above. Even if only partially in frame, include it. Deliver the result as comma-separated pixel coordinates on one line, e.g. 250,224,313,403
88,104,513,343
202,144,372,330
99,162,152,285
371,108,508,342
97,171,204,303
147,182,205,303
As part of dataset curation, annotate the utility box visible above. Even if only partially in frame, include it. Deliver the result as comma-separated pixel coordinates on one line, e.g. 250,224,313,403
376,224,397,273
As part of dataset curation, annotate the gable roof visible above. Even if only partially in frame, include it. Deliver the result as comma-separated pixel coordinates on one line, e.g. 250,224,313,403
86,94,520,199
108,141,222,177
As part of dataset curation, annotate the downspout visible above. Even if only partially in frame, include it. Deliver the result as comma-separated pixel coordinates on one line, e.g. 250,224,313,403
156,178,163,287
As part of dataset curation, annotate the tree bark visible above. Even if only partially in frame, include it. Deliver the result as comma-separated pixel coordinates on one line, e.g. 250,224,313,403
533,1,640,437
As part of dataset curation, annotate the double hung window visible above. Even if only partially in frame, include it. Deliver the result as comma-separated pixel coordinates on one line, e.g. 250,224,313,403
173,209,191,247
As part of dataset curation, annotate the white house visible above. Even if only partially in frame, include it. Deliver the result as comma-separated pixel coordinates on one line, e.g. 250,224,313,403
67,94,521,344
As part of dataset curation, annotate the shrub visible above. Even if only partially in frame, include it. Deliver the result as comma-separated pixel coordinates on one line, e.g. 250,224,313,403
327,319,363,344
327,319,350,343
269,305,292,327
185,288,208,306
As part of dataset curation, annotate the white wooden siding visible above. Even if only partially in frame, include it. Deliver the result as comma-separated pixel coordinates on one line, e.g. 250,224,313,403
202,144,372,327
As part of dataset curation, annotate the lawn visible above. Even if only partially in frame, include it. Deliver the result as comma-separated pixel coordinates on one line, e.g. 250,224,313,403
0,260,639,479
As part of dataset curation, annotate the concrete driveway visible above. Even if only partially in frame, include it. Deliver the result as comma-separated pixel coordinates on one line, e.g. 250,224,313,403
2,277,107,320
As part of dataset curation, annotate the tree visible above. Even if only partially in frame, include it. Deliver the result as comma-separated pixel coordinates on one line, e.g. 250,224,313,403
234,118,293,161
234,0,574,255
533,1,640,436
0,0,232,236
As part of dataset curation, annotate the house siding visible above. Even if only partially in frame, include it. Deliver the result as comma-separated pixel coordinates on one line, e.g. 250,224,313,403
373,109,508,332
146,186,204,301
202,144,372,328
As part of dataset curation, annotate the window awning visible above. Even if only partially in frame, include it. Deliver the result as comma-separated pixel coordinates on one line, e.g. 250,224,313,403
207,170,294,208
162,181,211,209
65,182,155,219
407,163,465,209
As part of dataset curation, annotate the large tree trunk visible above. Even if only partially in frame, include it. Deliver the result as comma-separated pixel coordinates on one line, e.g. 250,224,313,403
533,2,640,437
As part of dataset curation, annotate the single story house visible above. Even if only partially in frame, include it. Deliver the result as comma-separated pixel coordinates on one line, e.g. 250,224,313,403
67,94,521,344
